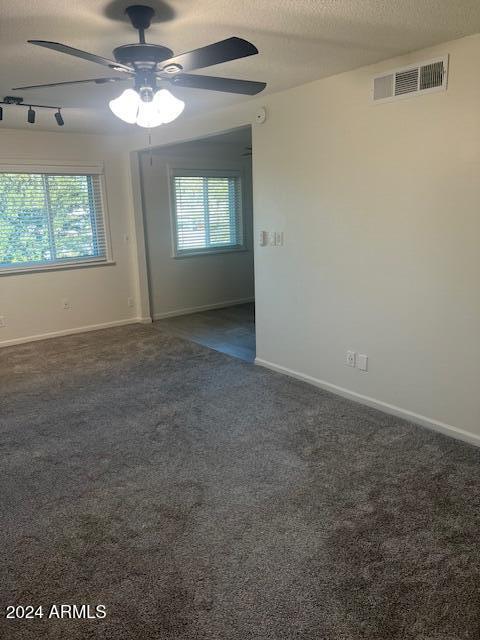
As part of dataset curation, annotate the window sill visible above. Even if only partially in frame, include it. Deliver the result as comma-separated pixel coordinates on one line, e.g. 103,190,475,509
173,247,249,259
0,260,116,277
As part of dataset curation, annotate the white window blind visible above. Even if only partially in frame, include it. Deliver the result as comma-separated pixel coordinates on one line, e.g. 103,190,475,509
0,172,107,272
171,170,243,256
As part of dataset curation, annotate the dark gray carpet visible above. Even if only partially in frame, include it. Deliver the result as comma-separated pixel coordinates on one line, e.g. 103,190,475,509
1,324,480,640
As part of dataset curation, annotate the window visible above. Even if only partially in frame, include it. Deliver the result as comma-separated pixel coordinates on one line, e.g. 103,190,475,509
171,169,244,256
0,170,108,273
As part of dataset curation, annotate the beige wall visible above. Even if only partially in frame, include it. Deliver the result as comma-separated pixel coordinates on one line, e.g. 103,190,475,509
0,129,145,346
131,33,480,442
139,139,254,318
253,35,480,441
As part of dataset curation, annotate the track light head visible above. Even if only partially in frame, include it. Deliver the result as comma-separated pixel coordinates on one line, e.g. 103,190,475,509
55,109,64,126
27,106,35,124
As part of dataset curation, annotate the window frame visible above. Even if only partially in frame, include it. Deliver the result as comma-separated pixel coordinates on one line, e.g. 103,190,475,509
168,167,246,258
0,160,113,276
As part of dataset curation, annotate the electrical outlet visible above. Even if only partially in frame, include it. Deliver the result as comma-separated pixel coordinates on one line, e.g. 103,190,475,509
357,354,368,372
0,316,6,328
62,298,71,310
127,297,134,308
346,350,356,367
274,231,284,246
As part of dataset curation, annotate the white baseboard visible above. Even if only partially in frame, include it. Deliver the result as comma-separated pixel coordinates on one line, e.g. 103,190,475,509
255,357,480,448
153,297,254,320
0,317,151,348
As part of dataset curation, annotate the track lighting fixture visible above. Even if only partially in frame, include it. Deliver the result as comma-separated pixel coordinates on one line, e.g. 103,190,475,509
0,96,65,127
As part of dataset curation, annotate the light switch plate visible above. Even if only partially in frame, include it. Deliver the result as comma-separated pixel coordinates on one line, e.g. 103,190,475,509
357,354,368,371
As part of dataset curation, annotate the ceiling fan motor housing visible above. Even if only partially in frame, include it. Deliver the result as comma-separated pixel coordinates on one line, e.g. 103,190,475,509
113,43,174,69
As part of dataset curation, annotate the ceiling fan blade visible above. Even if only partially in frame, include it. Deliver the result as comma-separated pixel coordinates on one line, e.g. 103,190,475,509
159,37,258,73
12,77,130,91
28,40,134,73
170,73,266,95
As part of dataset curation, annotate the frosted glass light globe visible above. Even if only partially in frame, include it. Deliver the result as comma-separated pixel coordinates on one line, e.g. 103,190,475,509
153,89,185,124
136,99,165,128
108,89,140,124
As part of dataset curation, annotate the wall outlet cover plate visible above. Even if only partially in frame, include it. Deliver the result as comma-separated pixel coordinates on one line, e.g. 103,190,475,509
346,350,356,367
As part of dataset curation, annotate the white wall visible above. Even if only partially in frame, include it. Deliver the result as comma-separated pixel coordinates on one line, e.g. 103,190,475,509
139,138,254,318
130,33,480,443
0,128,146,346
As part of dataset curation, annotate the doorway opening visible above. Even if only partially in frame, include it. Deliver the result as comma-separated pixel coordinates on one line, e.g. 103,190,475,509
139,126,255,362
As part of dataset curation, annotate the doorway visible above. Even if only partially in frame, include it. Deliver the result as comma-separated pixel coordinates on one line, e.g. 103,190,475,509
155,302,255,362
139,126,255,362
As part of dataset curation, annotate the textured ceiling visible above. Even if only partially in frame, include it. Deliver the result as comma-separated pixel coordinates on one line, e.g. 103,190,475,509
1,0,480,133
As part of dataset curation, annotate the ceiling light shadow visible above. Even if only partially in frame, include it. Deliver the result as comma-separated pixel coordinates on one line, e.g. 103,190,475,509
104,0,176,25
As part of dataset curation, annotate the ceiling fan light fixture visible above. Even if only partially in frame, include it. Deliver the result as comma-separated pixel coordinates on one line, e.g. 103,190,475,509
109,88,140,124
109,86,184,128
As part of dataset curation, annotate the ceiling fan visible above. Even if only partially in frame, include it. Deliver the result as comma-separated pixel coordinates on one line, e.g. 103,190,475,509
13,4,267,128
